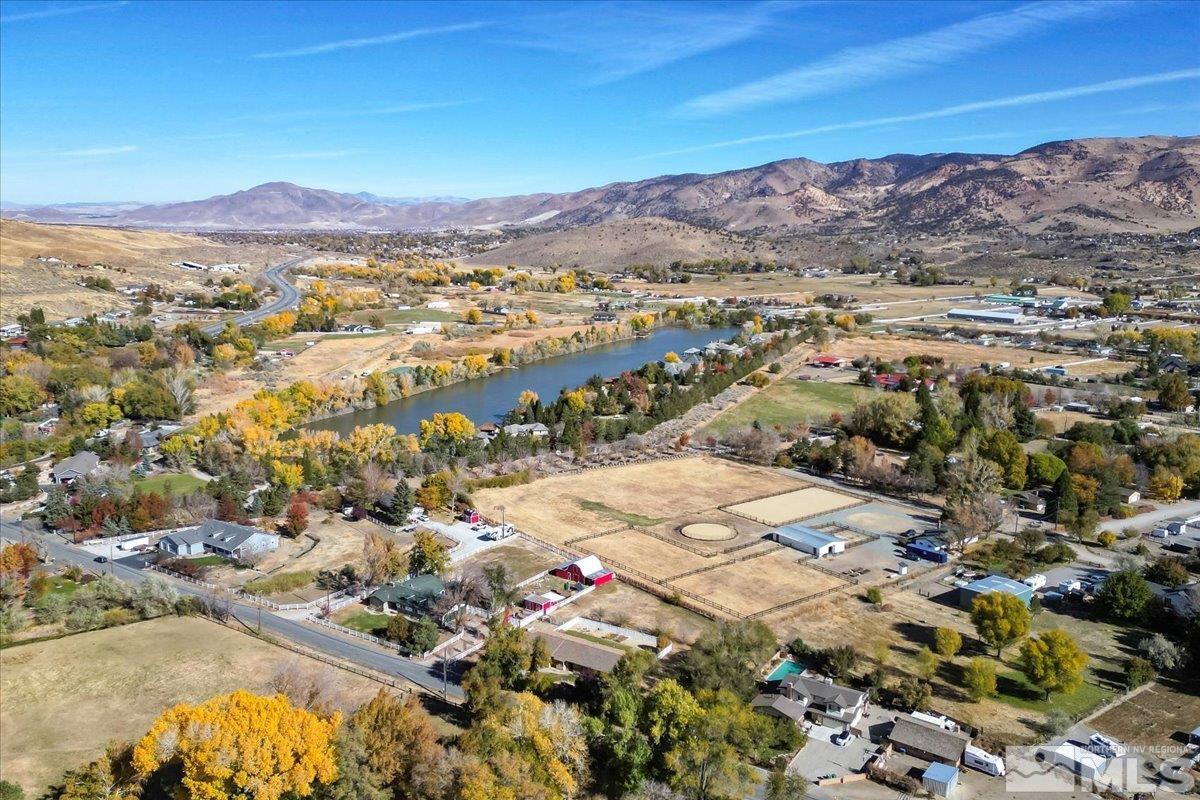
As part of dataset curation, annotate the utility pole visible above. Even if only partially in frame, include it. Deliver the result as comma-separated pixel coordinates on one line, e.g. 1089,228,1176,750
257,604,262,635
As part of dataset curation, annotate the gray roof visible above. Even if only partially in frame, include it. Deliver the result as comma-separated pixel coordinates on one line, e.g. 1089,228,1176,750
782,673,866,709
774,525,845,550
369,574,445,606
161,519,268,552
889,716,971,763
53,451,100,477
751,693,809,721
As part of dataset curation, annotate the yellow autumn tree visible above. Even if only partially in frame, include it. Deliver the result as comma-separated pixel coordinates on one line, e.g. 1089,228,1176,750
131,690,339,800
271,460,304,491
663,351,681,363
462,354,489,375
261,311,297,338
212,343,239,369
524,310,539,326
464,308,483,325
419,412,476,447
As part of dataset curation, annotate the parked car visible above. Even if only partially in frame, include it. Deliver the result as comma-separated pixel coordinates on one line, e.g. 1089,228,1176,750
832,731,852,747
95,555,108,564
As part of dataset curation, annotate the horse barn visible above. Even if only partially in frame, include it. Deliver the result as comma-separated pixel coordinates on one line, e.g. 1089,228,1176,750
551,556,615,587
770,524,846,558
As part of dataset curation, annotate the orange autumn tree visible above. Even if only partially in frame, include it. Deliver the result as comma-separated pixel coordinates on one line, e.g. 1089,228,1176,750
131,690,339,800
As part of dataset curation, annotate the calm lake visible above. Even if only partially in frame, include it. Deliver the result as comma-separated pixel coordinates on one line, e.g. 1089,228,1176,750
306,326,739,435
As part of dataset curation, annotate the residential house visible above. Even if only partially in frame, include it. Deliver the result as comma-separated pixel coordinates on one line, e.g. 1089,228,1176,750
662,360,692,378
906,537,950,564
502,422,550,438
0,323,25,338
753,673,867,732
50,451,100,485
534,630,624,676
810,354,847,368
887,715,971,765
157,519,279,559
367,574,446,618
958,575,1033,609
551,555,615,587
680,347,705,366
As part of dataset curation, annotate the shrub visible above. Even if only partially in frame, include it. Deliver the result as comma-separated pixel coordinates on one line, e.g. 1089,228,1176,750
933,627,962,658
1097,531,1116,548
64,605,104,631
865,587,883,606
1126,656,1155,689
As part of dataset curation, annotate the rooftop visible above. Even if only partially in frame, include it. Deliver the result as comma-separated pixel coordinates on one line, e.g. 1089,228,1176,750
773,524,845,549
964,575,1030,594
889,716,971,763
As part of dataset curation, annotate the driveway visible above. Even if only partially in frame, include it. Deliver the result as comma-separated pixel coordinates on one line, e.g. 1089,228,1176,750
422,519,508,564
788,721,878,781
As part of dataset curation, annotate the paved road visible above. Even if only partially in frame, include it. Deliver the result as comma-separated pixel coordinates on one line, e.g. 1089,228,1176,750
202,256,305,335
1098,498,1200,534
0,517,465,699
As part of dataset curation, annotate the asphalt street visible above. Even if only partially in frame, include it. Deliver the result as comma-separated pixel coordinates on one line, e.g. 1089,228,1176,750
201,255,305,335
0,517,465,699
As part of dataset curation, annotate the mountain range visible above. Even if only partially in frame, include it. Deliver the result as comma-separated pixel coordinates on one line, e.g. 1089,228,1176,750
5,135,1196,235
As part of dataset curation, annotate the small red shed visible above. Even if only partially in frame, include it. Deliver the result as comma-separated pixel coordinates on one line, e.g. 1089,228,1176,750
462,508,481,524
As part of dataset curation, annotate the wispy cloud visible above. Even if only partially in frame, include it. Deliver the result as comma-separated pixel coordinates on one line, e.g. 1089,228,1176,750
253,22,487,59
640,68,1200,159
511,1,798,83
0,0,127,23
62,145,138,157
239,99,473,124
677,1,1128,117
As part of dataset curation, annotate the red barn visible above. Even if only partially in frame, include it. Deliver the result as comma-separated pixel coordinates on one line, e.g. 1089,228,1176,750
462,508,481,524
552,555,614,587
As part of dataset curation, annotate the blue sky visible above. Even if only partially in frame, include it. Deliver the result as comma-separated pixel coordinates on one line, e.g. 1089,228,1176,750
1,0,1196,203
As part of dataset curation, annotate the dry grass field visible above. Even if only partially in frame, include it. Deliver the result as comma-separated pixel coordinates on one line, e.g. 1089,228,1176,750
0,220,284,323
1091,682,1200,748
673,548,847,617
581,528,714,579
478,457,865,619
725,486,863,526
0,616,380,794
473,457,804,545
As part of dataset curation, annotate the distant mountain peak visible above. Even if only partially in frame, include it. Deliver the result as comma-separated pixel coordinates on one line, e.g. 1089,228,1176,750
3,135,1195,234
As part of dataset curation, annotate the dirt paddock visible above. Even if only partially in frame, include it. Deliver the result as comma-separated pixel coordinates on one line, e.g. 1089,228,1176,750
474,456,805,545
673,548,849,616
725,486,863,526
581,528,714,580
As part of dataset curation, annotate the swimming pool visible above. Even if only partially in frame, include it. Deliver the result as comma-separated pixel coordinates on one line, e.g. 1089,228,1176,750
766,659,806,682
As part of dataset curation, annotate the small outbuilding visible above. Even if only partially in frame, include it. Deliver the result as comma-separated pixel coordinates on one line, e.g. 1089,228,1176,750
906,538,949,564
522,591,565,613
771,524,846,557
958,575,1033,609
922,762,959,798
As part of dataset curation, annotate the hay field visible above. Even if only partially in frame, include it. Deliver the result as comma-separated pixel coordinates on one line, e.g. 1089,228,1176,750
1091,683,1200,747
473,457,804,545
725,486,862,526
581,528,713,579
673,549,846,616
0,615,379,794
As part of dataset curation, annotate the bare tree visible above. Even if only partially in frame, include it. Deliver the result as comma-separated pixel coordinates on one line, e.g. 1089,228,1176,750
164,366,195,416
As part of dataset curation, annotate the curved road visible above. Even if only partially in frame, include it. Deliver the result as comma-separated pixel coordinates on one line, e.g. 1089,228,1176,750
0,517,465,699
202,255,305,335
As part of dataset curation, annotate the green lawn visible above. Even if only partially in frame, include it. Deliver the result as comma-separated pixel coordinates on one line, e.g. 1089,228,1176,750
338,610,391,635
44,576,81,598
703,380,876,436
994,667,1113,717
186,554,229,568
132,473,208,495
577,499,666,528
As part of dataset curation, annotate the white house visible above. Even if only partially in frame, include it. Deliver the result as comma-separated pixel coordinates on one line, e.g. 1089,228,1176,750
426,300,451,309
157,520,279,560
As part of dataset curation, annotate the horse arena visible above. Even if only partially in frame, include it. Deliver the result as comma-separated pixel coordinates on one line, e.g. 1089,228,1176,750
473,456,866,619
